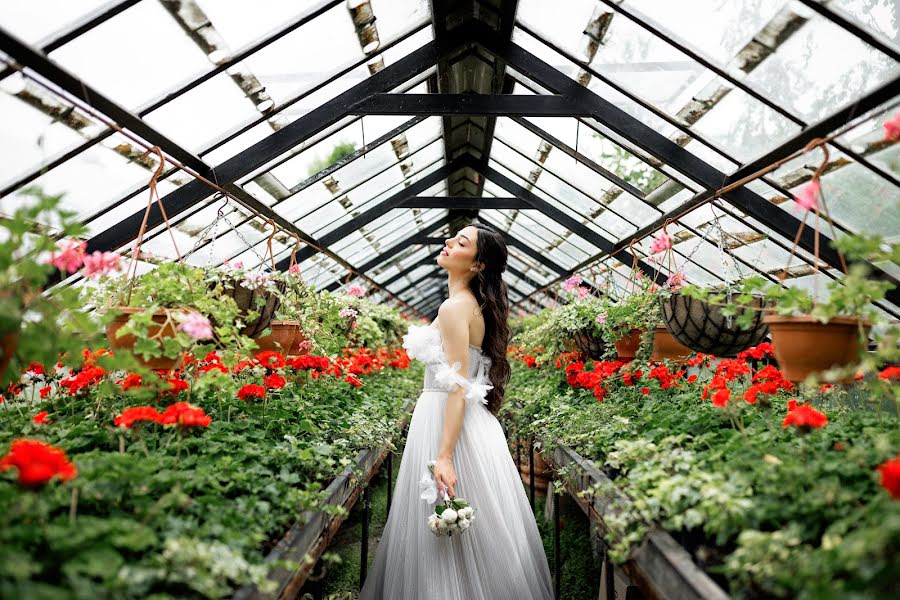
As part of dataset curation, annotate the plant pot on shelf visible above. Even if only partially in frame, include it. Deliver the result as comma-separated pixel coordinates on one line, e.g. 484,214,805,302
0,329,19,384
214,278,285,338
660,292,772,357
515,439,550,496
572,329,605,360
254,320,300,354
105,307,184,371
763,315,870,383
613,328,644,362
651,324,693,363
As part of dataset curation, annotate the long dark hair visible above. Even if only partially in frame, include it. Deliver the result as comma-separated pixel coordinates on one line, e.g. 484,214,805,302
468,223,511,415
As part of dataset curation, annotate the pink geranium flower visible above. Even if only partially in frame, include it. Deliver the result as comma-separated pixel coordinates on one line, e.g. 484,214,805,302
794,178,820,211
884,113,900,142
649,231,672,255
81,251,121,279
178,312,213,340
288,264,301,275
347,284,365,297
564,275,583,291
576,286,589,300
49,239,86,274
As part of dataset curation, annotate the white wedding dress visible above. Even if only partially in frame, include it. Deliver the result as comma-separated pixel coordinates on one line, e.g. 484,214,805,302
358,322,553,600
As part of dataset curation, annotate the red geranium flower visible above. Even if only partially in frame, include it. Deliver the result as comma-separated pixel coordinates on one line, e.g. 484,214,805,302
712,388,731,408
641,387,650,395
265,372,287,389
164,378,189,395
23,362,45,376
237,384,266,401
118,373,142,392
0,438,77,486
876,455,900,499
114,406,163,428
782,403,828,430
879,366,900,382
32,411,50,425
345,374,363,387
159,402,211,428
39,386,52,399
255,351,286,370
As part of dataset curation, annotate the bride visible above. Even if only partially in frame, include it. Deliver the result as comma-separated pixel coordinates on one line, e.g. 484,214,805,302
358,223,553,600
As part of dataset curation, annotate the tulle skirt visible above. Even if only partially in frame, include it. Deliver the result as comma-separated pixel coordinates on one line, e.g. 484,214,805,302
358,389,554,600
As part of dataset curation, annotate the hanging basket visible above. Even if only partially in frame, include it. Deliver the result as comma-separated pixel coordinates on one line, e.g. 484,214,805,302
763,315,869,383
572,329,605,360
613,328,644,362
214,277,285,338
660,293,771,357
651,324,693,363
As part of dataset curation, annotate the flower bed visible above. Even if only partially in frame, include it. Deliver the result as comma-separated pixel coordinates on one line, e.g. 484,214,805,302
0,346,420,599
503,343,900,598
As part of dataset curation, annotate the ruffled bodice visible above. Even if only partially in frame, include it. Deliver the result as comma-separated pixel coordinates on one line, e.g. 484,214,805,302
401,323,493,406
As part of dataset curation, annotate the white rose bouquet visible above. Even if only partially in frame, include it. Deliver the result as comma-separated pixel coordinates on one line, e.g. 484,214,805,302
419,459,477,537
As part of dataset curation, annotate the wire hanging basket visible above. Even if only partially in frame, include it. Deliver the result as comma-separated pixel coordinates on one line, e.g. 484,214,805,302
572,329,606,360
660,293,770,358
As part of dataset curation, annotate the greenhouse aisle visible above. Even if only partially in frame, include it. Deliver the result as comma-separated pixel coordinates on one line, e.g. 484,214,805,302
301,449,599,600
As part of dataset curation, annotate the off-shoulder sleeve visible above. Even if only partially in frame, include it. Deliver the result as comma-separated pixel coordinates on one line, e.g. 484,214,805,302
433,355,494,405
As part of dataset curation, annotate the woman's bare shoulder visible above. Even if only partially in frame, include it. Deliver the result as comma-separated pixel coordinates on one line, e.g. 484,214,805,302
438,294,479,317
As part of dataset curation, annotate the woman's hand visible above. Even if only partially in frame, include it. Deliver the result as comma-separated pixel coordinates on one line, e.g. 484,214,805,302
433,456,458,499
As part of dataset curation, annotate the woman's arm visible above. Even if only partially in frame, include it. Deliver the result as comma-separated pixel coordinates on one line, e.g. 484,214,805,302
432,299,471,499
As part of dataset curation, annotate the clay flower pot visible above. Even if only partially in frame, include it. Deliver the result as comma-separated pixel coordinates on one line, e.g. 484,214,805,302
651,324,693,364
613,328,644,362
105,307,184,371
0,330,19,384
254,320,300,354
287,325,310,356
763,315,870,382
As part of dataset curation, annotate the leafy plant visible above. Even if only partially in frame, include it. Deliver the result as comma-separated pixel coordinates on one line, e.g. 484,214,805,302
0,187,107,385
308,142,356,176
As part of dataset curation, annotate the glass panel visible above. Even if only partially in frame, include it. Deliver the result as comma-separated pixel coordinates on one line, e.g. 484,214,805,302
48,2,211,110
745,13,900,121
1,1,109,44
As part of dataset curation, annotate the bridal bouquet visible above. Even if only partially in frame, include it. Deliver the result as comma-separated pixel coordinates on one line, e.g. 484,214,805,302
419,459,477,537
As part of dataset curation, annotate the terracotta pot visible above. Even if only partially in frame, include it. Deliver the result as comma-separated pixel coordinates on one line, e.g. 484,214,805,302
572,329,605,360
613,328,644,362
105,307,184,371
763,315,870,383
0,330,19,384
514,439,551,496
660,292,772,357
254,320,299,354
651,324,693,363
287,325,310,356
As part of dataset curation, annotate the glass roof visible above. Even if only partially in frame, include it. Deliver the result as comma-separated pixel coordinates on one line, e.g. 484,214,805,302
0,0,897,319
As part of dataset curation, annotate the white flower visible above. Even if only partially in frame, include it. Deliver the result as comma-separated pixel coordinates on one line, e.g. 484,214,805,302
441,508,458,524
460,506,474,519
457,518,470,530
436,519,448,532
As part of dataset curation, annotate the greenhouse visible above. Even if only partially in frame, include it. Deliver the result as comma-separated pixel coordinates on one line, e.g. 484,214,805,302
0,0,898,598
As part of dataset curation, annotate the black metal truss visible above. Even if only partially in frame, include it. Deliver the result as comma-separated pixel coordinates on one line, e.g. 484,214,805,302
470,24,900,306
353,94,589,117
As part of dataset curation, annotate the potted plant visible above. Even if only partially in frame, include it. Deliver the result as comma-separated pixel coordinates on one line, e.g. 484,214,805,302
206,261,285,339
92,262,252,371
700,234,897,382
666,282,772,357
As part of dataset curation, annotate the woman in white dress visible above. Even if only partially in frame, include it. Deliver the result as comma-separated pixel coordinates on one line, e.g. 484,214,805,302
358,223,554,600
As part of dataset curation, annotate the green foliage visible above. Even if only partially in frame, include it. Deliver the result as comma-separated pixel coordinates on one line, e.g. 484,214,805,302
680,234,898,325
0,364,422,599
307,142,356,176
502,348,900,597
596,142,667,192
0,187,107,385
